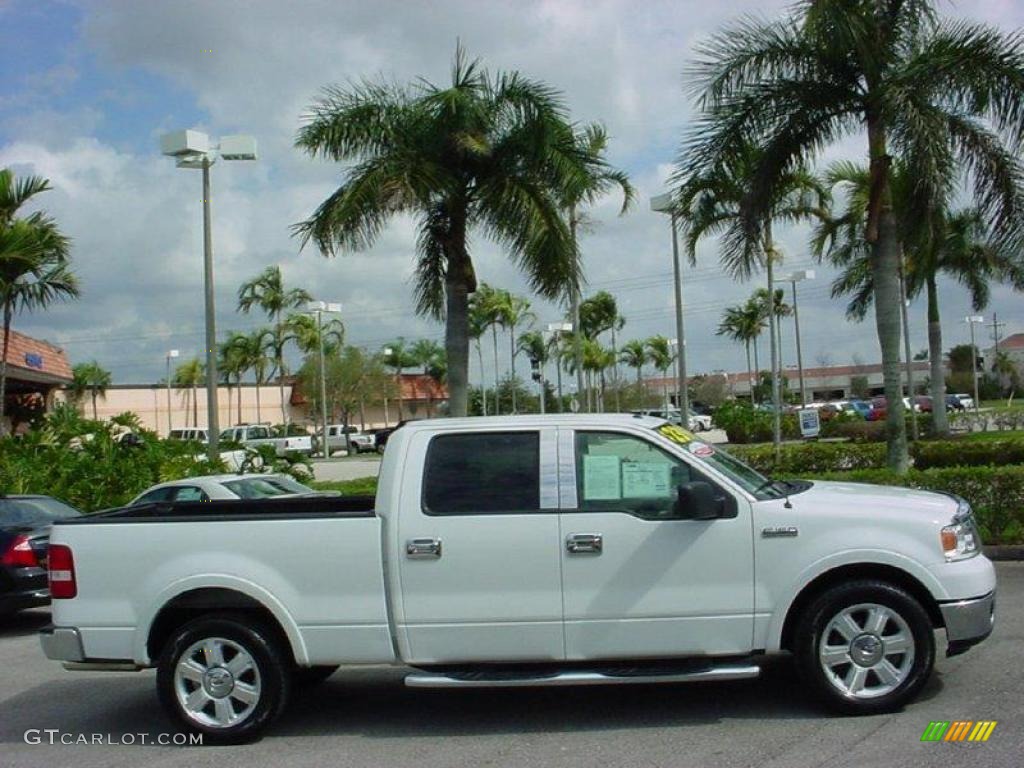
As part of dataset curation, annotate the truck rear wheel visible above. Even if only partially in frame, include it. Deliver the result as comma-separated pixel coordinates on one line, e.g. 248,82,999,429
156,614,291,744
794,580,934,715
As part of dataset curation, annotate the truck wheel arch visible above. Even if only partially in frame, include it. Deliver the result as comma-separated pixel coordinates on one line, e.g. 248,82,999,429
144,585,306,667
778,562,944,653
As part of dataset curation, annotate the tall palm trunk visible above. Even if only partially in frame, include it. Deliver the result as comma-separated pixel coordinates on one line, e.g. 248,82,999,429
926,274,949,435
745,341,753,402
237,376,243,424
91,390,98,420
476,339,487,415
276,310,288,426
509,322,517,413
611,326,620,412
0,301,12,433
899,261,919,440
444,216,472,418
569,211,585,413
255,373,263,424
491,323,500,415
751,338,761,403
867,134,909,472
395,364,404,421
192,382,199,428
765,233,781,460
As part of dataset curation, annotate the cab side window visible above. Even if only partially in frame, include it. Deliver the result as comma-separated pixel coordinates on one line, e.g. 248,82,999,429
575,432,695,520
173,486,210,502
423,432,540,515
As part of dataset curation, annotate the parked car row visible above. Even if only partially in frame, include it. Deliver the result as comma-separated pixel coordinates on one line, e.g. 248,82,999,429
799,392,974,422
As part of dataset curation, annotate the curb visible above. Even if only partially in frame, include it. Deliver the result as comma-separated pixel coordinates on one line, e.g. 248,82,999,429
983,545,1024,561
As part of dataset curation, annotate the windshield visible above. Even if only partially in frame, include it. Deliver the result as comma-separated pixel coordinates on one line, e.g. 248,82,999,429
652,424,781,499
221,476,314,499
0,497,82,525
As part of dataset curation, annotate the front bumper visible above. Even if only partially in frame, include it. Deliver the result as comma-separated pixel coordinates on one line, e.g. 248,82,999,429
39,625,85,662
940,590,995,657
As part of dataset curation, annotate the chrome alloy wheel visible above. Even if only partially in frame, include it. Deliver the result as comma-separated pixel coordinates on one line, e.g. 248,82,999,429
174,637,262,729
818,602,915,699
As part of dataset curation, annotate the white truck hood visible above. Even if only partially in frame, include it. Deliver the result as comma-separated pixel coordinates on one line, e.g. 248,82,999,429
789,479,957,524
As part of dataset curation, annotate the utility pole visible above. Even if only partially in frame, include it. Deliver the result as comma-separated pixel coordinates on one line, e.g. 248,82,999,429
988,313,1005,360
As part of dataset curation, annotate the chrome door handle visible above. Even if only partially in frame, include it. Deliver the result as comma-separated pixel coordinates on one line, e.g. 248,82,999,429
566,533,603,554
406,538,442,559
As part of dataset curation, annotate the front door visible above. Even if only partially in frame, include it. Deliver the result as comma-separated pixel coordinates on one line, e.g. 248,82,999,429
558,427,754,660
396,427,564,664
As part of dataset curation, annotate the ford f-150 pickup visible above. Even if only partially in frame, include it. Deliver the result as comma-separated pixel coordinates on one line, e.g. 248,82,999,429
39,415,996,743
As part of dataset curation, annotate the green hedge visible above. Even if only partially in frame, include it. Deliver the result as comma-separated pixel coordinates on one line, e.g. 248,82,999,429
797,466,1024,545
730,438,1024,474
312,477,378,496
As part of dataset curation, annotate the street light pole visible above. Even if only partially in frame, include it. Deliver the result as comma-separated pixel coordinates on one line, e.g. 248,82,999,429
200,158,220,461
651,194,688,417
782,270,814,407
165,349,179,435
161,129,257,462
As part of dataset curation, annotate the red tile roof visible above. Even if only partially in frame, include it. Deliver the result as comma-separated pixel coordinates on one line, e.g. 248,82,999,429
0,329,72,382
398,373,448,401
997,332,1024,350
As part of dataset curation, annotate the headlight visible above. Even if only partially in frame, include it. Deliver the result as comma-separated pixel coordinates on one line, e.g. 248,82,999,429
941,499,982,561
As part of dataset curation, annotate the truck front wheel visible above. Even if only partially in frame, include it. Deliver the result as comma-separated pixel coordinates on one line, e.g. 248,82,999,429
794,580,935,715
156,614,291,744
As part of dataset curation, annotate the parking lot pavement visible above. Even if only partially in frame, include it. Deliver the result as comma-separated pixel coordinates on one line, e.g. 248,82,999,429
1,563,1020,768
311,456,381,482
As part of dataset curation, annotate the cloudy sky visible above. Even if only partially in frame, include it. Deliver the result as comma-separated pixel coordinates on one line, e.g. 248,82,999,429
2,0,1023,386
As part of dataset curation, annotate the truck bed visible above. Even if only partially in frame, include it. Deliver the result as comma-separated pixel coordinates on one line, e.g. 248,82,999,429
48,495,395,667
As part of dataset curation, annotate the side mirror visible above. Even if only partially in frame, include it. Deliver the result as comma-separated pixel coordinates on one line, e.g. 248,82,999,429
674,481,721,520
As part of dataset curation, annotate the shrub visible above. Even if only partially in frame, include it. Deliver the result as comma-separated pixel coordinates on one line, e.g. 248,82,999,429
0,408,312,512
713,401,799,444
311,477,378,496
797,466,1024,545
730,442,887,474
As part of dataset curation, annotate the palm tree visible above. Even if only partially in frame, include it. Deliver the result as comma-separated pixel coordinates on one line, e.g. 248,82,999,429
818,162,1024,435
674,141,826,453
67,362,109,420
236,329,274,424
471,284,506,415
717,301,763,401
173,358,205,429
562,125,635,409
579,290,625,409
294,46,608,417
410,338,446,416
683,0,1024,471
285,312,345,357
237,265,312,426
645,335,676,413
468,293,491,416
619,339,648,388
218,333,250,426
0,169,78,433
68,361,111,421
382,339,417,422
492,291,535,412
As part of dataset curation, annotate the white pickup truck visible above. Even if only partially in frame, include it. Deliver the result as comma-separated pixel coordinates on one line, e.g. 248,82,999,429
220,424,313,457
40,415,995,743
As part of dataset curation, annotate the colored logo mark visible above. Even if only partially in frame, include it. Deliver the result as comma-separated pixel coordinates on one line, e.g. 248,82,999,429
921,721,997,742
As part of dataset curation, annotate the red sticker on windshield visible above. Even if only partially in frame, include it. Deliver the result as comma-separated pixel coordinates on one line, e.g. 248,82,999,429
688,441,715,458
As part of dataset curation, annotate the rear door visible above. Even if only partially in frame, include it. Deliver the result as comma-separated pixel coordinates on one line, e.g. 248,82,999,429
558,427,755,660
395,427,563,664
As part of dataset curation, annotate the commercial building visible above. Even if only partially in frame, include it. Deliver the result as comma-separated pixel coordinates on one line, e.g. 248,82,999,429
0,329,73,433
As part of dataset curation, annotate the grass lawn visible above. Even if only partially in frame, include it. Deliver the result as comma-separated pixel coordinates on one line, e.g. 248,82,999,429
312,477,378,495
950,429,1024,442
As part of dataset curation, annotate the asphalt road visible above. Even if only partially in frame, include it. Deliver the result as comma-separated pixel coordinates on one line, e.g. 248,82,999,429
1,564,1021,767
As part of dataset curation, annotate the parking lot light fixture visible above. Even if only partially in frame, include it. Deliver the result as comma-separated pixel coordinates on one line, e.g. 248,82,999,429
780,270,814,406
160,130,257,461
307,301,342,457
651,193,689,418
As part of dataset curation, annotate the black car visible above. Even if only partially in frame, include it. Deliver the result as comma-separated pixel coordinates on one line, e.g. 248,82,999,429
946,394,966,412
0,495,82,617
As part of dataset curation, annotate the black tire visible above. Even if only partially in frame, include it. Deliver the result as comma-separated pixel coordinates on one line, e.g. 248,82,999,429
293,664,339,688
156,613,291,744
794,580,935,715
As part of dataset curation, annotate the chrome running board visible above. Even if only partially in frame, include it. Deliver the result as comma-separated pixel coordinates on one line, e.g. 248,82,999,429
405,663,760,689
